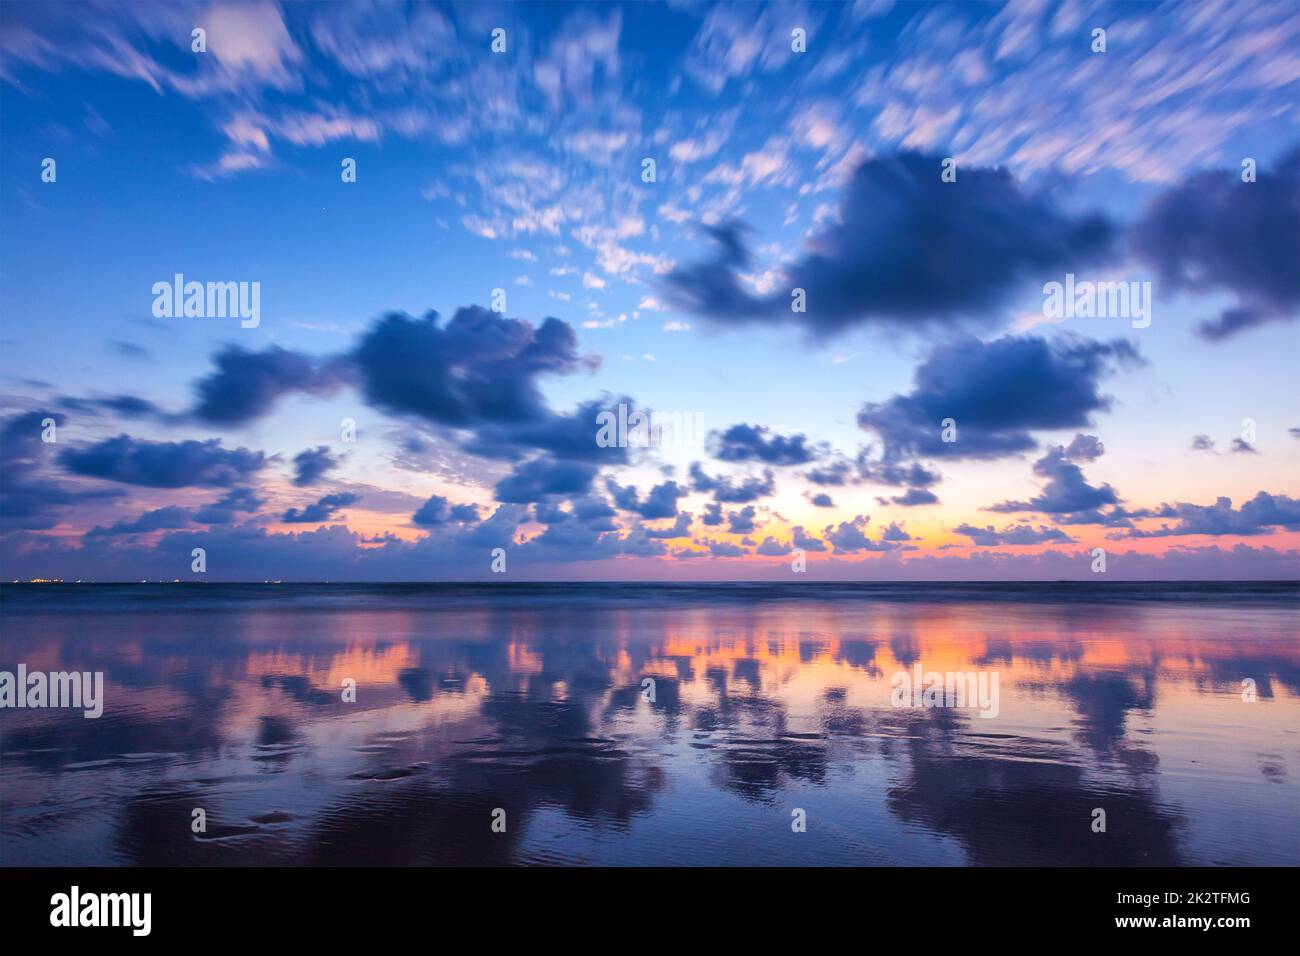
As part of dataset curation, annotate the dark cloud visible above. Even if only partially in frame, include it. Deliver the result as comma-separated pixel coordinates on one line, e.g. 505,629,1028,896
60,435,267,488
701,501,723,526
353,308,583,428
86,506,195,537
858,336,1140,460
879,521,912,542
688,463,775,502
726,505,759,534
495,456,596,503
58,394,167,419
412,495,480,527
805,458,853,486
988,436,1120,515
665,152,1115,334
822,514,896,553
642,513,692,539
710,423,818,465
282,492,361,524
292,446,340,486
880,488,940,507
0,411,115,531
792,526,827,552
607,479,686,519
1230,438,1258,455
1126,492,1300,537
1131,149,1299,340
465,397,638,464
954,523,1076,546
192,487,262,524
1063,434,1104,462
860,458,942,488
191,346,349,426
809,492,834,508
1191,434,1215,452
702,539,746,557
755,536,790,555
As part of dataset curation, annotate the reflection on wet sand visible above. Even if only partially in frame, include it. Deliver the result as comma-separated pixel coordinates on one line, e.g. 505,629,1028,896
2,584,1297,866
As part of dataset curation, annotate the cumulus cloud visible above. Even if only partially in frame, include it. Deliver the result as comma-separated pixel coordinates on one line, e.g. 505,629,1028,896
822,514,897,553
292,446,340,486
857,336,1140,460
193,487,263,524
879,488,940,507
0,411,123,531
495,456,597,503
282,492,361,524
60,435,267,488
1125,492,1300,537
1131,149,1300,341
665,153,1114,335
954,523,1076,546
989,435,1120,515
689,463,776,503
353,308,583,427
191,345,350,426
411,495,480,527
86,506,196,537
607,479,687,519
710,423,819,465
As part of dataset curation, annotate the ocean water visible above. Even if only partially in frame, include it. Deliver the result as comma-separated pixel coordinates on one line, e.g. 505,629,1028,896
1,582,1297,866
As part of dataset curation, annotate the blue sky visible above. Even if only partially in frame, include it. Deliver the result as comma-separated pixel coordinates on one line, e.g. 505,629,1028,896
1,0,1298,581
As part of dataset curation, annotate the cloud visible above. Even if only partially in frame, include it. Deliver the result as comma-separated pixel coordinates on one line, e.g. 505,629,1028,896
792,526,827,552
57,394,168,419
465,397,634,464
858,336,1140,460
954,523,1076,546
0,411,123,531
353,308,583,428
989,436,1120,515
683,2,813,95
880,488,940,507
292,446,340,486
607,479,687,519
1126,492,1300,537
642,513,692,539
86,506,195,537
412,495,480,528
665,152,1114,334
1131,149,1300,340
689,463,776,503
282,492,361,524
823,514,897,553
495,456,597,504
0,1,303,99
710,423,819,465
192,487,263,524
191,346,349,426
726,505,759,534
60,435,266,488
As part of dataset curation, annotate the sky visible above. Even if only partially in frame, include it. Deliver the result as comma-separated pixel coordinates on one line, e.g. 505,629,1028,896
0,0,1297,582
